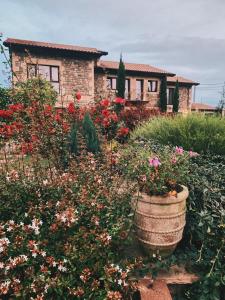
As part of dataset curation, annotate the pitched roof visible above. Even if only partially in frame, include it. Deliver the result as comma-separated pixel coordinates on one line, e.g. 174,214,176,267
167,76,199,86
3,38,108,56
191,102,216,110
97,60,175,76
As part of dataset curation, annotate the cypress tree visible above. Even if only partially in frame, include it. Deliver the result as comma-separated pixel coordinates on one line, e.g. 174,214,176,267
173,80,180,113
159,77,167,112
116,54,126,98
82,113,100,153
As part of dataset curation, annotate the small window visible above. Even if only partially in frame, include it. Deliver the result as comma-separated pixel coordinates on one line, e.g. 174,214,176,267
148,80,158,92
27,64,60,93
125,79,130,99
27,64,37,78
107,77,117,90
167,88,174,105
38,65,50,81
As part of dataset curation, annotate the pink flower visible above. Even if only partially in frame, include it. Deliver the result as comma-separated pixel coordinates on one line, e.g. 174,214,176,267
175,146,184,155
171,156,177,164
149,157,161,168
189,150,199,157
114,97,125,105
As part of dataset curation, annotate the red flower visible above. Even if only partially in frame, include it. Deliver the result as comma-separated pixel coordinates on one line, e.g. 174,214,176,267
102,118,110,127
101,109,110,118
0,110,13,119
0,124,14,137
114,97,125,105
55,113,61,122
67,103,76,114
62,122,70,132
8,103,24,112
110,112,118,122
44,105,53,116
100,99,110,107
21,142,33,154
117,127,129,136
76,92,81,101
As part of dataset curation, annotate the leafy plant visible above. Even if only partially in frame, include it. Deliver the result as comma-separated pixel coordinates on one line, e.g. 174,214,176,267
132,114,225,155
159,77,167,112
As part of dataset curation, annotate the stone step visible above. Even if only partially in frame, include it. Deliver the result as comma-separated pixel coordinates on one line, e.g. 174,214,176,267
139,279,172,300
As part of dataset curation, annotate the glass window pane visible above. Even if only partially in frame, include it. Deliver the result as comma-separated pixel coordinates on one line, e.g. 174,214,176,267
38,65,50,81
27,64,36,78
51,82,60,94
51,67,59,82
112,78,117,90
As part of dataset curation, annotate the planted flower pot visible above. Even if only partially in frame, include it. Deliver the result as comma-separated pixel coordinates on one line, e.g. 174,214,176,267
133,185,189,257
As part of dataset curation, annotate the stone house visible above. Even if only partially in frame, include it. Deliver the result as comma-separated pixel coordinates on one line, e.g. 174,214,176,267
4,38,199,112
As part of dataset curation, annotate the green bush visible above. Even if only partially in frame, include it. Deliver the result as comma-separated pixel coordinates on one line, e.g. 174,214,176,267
132,114,225,155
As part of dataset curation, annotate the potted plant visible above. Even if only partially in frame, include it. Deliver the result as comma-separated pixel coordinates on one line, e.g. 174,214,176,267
122,142,198,256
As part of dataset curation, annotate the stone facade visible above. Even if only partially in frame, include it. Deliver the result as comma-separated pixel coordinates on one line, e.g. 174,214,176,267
8,39,198,113
11,50,95,106
96,71,193,112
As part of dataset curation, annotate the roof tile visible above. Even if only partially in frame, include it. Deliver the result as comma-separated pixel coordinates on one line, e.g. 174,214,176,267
4,38,108,56
98,60,174,76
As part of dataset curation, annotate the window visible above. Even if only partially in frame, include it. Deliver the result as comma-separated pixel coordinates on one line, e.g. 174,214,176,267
27,64,60,93
125,79,130,99
107,77,117,90
148,80,158,92
136,79,144,100
167,88,174,105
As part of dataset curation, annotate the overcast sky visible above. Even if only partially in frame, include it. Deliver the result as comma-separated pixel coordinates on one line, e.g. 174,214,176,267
1,0,225,105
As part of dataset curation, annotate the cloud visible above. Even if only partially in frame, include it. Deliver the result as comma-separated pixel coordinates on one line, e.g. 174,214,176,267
1,0,225,104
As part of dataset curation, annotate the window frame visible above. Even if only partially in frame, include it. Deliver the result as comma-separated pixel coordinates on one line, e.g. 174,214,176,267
136,79,144,100
167,88,174,105
148,80,158,92
107,77,117,90
125,78,130,99
27,64,60,93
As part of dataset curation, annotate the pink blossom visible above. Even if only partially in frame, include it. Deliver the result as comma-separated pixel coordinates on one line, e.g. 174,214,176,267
175,146,184,155
149,157,161,168
189,150,199,157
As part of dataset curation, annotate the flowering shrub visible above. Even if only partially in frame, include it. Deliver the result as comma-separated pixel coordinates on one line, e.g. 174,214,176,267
120,141,197,195
120,107,161,130
0,153,142,299
0,80,146,299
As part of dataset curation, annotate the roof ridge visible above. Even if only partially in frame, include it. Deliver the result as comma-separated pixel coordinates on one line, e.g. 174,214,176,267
4,38,108,55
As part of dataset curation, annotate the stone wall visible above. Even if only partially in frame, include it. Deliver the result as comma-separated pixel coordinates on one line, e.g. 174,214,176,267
167,84,192,112
11,50,95,107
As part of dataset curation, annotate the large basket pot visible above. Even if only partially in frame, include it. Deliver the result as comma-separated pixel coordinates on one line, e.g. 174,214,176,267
133,185,189,257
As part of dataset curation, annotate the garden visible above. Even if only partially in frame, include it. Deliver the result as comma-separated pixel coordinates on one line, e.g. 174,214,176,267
0,78,224,300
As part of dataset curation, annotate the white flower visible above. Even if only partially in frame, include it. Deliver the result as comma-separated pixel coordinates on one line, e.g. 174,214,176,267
118,279,122,285
53,261,57,267
41,251,46,257
32,252,37,258
43,179,48,186
106,234,111,241
58,265,67,272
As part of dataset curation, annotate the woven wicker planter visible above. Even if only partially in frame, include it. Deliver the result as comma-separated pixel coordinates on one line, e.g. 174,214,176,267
133,185,189,257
